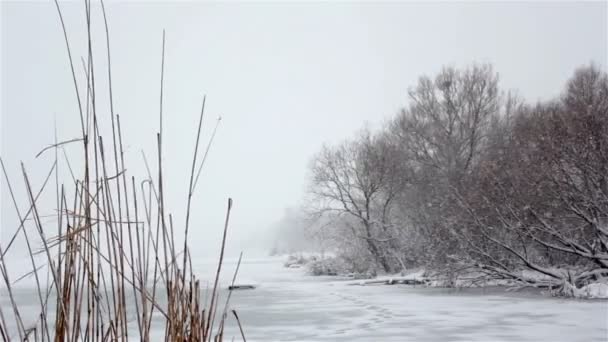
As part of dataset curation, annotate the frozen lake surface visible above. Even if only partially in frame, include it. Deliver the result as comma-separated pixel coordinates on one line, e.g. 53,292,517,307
2,257,607,341
204,257,608,342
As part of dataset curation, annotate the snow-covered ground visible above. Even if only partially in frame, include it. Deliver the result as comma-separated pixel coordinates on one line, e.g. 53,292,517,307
2,256,607,341
202,257,607,342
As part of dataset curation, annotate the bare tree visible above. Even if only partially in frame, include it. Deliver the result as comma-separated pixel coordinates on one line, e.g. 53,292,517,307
387,64,504,273
392,64,500,180
309,129,406,272
303,63,608,295
454,65,608,293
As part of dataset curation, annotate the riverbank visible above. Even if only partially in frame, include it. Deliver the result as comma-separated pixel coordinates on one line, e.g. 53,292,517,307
218,257,608,341
2,257,606,341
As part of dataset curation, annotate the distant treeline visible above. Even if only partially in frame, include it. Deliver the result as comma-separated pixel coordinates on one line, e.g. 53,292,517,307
288,63,608,295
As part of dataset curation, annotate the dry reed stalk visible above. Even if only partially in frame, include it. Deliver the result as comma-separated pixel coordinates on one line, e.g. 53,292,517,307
0,1,247,341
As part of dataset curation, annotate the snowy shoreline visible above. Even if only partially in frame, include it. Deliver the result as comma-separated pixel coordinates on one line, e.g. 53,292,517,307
2,257,607,341
281,253,608,300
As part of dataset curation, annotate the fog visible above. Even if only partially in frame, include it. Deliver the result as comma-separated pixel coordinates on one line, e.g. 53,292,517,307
1,2,608,341
1,1,606,261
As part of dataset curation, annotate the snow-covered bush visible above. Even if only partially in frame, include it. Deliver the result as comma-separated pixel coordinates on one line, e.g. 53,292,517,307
576,283,608,299
283,254,310,268
307,257,345,276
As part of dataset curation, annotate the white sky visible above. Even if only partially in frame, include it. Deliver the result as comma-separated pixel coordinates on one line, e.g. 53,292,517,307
1,1,606,259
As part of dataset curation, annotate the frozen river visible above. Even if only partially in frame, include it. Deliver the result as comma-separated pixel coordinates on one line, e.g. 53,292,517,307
2,257,607,341
208,257,607,342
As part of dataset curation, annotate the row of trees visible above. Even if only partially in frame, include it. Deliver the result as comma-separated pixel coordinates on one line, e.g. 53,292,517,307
302,63,608,293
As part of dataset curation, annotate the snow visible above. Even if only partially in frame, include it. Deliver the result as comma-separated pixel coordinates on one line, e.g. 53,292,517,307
577,283,608,299
2,257,607,341
196,257,607,342
348,270,426,286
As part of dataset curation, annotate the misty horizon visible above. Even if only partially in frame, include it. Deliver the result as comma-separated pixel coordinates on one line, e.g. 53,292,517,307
1,2,607,341
3,1,605,260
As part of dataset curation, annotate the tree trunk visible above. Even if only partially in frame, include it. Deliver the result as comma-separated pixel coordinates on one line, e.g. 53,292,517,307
366,239,391,273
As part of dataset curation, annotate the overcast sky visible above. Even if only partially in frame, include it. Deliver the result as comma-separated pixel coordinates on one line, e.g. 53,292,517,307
1,1,606,259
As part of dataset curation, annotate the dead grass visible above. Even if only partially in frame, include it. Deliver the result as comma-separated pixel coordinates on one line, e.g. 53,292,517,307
0,1,244,341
